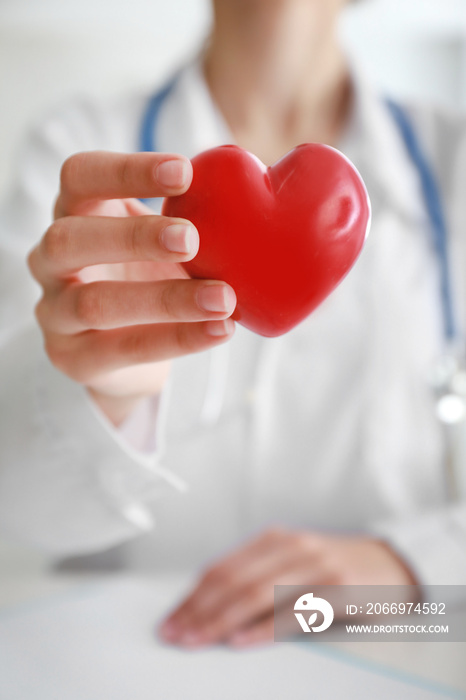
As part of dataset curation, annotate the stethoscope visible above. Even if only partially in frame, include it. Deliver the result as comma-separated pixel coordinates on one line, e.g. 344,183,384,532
140,77,466,498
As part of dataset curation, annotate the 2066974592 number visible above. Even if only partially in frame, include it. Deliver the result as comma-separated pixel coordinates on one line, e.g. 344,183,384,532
366,602,446,615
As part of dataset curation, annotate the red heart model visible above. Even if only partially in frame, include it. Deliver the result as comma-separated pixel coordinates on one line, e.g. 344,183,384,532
162,143,371,337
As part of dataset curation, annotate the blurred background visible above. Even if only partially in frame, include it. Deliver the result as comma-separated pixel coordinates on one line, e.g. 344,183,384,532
1,0,466,198
0,0,466,584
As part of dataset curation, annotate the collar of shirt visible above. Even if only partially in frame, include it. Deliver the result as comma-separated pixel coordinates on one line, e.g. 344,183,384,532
339,58,426,225
155,53,426,226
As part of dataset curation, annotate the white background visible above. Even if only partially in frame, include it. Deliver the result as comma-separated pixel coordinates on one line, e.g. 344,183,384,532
0,0,466,196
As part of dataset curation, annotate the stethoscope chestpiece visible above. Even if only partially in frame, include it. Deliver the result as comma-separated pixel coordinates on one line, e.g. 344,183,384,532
429,353,466,425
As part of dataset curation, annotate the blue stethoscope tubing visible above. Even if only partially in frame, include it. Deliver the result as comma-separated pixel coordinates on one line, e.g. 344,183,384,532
385,99,458,346
140,78,460,351
140,75,179,156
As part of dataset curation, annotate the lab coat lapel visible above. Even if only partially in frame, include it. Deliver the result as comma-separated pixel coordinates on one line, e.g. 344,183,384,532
341,76,446,510
340,75,426,225
156,59,232,159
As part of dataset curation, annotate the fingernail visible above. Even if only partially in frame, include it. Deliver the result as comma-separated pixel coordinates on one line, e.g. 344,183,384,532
179,630,206,648
197,285,236,314
229,631,250,647
205,319,235,337
155,159,190,188
159,620,181,641
161,224,197,254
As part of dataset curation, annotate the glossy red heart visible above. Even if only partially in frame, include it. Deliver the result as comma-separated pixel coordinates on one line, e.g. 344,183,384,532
162,143,370,337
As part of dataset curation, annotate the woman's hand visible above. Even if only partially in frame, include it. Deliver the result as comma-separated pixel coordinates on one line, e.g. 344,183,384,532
28,151,236,424
159,527,418,649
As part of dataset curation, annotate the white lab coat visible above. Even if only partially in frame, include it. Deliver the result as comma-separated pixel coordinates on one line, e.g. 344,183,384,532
1,59,466,584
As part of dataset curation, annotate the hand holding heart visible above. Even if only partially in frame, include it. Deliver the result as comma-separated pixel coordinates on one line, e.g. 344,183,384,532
28,146,369,422
28,150,236,424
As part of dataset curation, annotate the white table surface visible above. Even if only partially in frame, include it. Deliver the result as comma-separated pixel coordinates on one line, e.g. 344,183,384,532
0,565,465,699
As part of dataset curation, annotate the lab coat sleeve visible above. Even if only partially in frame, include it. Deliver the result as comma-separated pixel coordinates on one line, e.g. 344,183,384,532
0,102,183,558
369,505,466,586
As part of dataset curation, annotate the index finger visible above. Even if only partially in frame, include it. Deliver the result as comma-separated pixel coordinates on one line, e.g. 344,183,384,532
58,151,193,214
